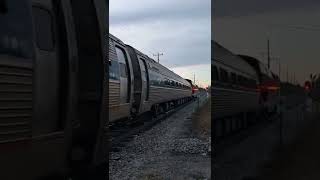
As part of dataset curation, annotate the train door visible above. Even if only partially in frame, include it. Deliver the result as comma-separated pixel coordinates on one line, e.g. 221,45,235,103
30,0,78,178
68,0,107,176
139,58,149,112
109,39,132,122
32,0,61,135
115,46,130,104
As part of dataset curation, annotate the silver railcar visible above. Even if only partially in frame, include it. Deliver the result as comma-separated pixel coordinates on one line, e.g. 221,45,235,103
212,41,260,137
109,34,192,122
212,41,260,119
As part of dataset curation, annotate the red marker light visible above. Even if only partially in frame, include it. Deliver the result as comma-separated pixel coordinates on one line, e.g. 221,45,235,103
304,81,311,92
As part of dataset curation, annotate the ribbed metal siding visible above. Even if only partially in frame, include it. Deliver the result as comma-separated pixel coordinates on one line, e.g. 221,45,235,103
0,64,32,143
212,87,259,119
149,86,191,105
109,38,117,62
108,36,121,107
109,81,120,106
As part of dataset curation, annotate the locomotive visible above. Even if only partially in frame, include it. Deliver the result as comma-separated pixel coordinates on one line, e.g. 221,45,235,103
212,41,279,138
109,34,193,123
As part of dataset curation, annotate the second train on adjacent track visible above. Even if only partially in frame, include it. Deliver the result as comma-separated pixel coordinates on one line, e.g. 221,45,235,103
212,41,279,139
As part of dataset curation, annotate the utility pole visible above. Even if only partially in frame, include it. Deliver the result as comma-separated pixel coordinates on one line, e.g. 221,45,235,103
153,52,163,63
267,38,270,69
278,58,283,147
286,66,289,83
194,73,196,85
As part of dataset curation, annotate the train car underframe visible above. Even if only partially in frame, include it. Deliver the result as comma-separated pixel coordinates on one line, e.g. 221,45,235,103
151,97,193,118
213,110,263,141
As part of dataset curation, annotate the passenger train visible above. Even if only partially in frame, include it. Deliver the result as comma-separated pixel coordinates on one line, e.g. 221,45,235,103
212,41,279,138
109,34,194,123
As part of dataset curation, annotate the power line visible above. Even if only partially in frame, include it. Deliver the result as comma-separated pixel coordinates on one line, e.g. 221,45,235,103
269,23,320,32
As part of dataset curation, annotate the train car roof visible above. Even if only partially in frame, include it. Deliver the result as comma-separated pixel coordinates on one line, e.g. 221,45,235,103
238,55,262,73
108,34,190,86
109,33,125,45
212,41,257,77
238,54,275,79
126,44,190,85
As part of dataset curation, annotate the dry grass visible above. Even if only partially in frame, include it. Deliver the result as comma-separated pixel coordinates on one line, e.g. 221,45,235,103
192,97,211,139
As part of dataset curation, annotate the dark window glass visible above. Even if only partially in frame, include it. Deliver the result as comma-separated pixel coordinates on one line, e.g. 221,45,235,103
115,46,130,79
119,62,127,77
243,77,248,86
0,0,34,58
231,73,237,84
213,66,219,81
220,68,229,82
115,46,127,64
109,60,120,80
32,7,54,51
237,75,242,85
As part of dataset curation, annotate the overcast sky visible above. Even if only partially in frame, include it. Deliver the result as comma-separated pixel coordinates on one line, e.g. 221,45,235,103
110,0,211,87
213,0,320,85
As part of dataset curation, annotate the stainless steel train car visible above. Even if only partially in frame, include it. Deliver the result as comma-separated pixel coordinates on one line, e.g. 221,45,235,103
212,41,260,119
109,34,193,123
212,41,260,137
238,55,280,115
0,1,107,179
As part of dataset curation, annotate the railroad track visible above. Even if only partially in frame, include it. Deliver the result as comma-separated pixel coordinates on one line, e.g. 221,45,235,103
109,98,197,153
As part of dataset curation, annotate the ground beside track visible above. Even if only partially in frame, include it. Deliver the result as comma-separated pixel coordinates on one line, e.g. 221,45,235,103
213,94,308,180
257,112,320,180
109,92,211,180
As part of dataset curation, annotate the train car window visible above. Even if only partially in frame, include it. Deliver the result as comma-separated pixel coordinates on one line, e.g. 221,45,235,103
212,66,219,81
140,58,150,100
220,68,229,82
115,46,128,64
32,7,55,51
109,60,120,80
248,79,252,87
119,62,128,77
164,79,169,85
237,75,243,86
149,71,154,85
231,73,237,84
242,77,246,86
0,0,34,58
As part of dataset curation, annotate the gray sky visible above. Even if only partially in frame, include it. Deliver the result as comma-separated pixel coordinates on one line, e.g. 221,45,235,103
110,0,211,87
213,0,320,85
